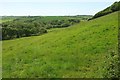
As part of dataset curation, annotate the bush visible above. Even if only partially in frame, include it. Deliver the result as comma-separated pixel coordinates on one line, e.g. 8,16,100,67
91,1,120,20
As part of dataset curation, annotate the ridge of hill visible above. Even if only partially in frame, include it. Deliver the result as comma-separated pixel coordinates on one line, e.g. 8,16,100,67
90,1,120,20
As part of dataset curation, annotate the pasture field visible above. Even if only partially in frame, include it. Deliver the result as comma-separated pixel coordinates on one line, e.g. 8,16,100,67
2,12,119,78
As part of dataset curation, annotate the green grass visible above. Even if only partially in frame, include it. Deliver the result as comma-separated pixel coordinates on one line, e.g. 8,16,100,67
2,11,119,78
0,18,14,23
0,16,21,23
38,15,92,21
0,41,1,79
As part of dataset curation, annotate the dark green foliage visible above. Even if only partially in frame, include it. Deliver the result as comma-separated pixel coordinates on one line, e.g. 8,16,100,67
90,1,120,20
2,16,80,40
111,2,120,11
2,21,47,40
47,19,80,28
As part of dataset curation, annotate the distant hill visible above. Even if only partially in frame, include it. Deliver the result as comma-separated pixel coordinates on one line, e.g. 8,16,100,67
90,1,120,20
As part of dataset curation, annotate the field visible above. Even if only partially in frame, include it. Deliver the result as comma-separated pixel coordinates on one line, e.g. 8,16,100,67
1,15,92,22
0,16,18,23
2,11,119,78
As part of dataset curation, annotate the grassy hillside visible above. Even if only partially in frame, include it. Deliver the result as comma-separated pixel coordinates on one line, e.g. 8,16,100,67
2,11,119,78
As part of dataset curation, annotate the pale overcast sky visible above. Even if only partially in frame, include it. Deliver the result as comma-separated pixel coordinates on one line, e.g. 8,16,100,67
0,0,119,16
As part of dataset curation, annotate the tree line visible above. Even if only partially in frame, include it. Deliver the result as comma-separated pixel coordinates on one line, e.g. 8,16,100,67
2,17,80,40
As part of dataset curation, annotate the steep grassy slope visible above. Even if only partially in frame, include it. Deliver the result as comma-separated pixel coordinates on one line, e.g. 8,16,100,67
2,11,119,78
